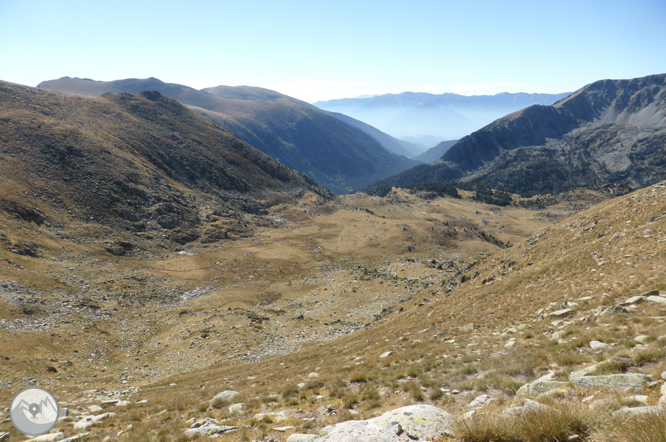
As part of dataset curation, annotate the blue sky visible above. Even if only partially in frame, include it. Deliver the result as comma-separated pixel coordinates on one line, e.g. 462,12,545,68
1,0,665,102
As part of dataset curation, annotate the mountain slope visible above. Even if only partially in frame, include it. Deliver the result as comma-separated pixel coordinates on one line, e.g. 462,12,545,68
412,139,458,163
314,91,570,142
38,77,420,194
0,81,329,245
370,74,666,194
321,110,426,158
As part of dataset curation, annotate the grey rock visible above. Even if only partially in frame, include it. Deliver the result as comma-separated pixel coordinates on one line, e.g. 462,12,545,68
612,406,661,417
647,295,666,305
253,411,287,422
87,405,103,413
0,432,8,442
26,433,64,442
228,403,244,414
549,308,573,318
597,305,631,315
275,426,296,432
467,394,493,408
516,381,568,397
503,399,554,416
100,399,119,408
573,373,649,393
183,426,238,437
379,351,393,358
287,435,317,442
314,404,455,442
589,341,610,350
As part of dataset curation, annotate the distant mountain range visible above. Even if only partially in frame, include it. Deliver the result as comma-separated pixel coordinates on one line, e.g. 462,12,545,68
38,77,420,194
368,74,666,195
412,140,458,163
0,81,330,245
314,91,571,145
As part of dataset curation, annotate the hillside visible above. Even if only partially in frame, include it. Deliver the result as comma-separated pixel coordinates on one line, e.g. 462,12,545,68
0,81,329,246
314,91,570,143
38,77,420,194
413,139,458,163
370,74,666,194
321,110,427,158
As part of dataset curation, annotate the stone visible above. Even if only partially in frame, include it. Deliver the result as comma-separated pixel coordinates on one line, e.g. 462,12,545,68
517,324,529,331
589,341,610,350
641,290,660,297
504,338,516,349
551,331,565,340
661,371,666,381
0,433,8,442
549,309,573,318
660,383,666,395
534,370,556,382
100,399,119,408
612,406,661,417
634,335,650,344
467,394,493,408
379,351,393,358
87,405,103,413
26,433,64,442
463,323,475,332
210,390,239,407
308,372,320,378
516,381,568,397
621,296,648,305
183,426,238,437
627,395,649,405
503,399,554,416
286,435,317,442
647,296,666,305
597,306,631,315
659,395,666,408
314,404,455,442
275,426,296,432
569,364,599,381
228,403,244,414
253,411,287,422
61,434,90,442
297,383,307,389
573,373,649,394
73,412,117,430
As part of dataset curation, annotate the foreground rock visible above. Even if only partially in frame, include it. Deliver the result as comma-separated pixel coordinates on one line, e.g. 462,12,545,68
210,390,239,408
183,425,239,437
312,404,454,441
573,373,649,394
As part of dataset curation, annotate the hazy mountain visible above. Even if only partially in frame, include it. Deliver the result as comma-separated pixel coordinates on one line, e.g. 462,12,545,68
38,77,419,194
367,74,666,195
0,81,330,245
314,91,571,143
412,140,458,163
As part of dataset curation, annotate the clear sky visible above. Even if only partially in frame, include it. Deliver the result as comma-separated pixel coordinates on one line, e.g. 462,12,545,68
1,0,665,103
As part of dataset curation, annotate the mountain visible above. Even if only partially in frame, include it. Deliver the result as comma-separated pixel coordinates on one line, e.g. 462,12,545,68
314,91,570,143
38,77,420,194
320,110,427,158
368,74,666,195
0,81,329,245
412,139,458,163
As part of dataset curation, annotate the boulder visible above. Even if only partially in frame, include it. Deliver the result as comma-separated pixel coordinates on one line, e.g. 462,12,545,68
253,411,287,422
210,390,239,407
228,403,244,414
308,372,320,378
503,399,555,416
516,381,568,397
612,406,661,417
569,364,599,381
313,405,455,442
573,374,649,393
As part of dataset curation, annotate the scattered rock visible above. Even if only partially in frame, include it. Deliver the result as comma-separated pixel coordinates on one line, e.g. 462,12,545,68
229,403,244,414
0,432,8,442
517,381,568,397
634,335,650,344
253,411,287,422
551,331,565,340
73,412,117,430
569,364,599,381
87,405,103,413
504,399,555,416
504,338,516,349
314,404,455,441
100,399,119,408
573,374,649,394
549,309,573,318
468,394,493,408
462,323,475,332
647,296,666,305
589,341,610,350
621,295,648,306
183,426,239,437
26,433,64,442
287,435,317,442
275,426,296,432
612,406,661,417
379,351,393,358
308,372,320,378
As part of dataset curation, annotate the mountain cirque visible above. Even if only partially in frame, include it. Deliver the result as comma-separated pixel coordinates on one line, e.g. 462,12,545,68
373,74,666,194
37,77,419,194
